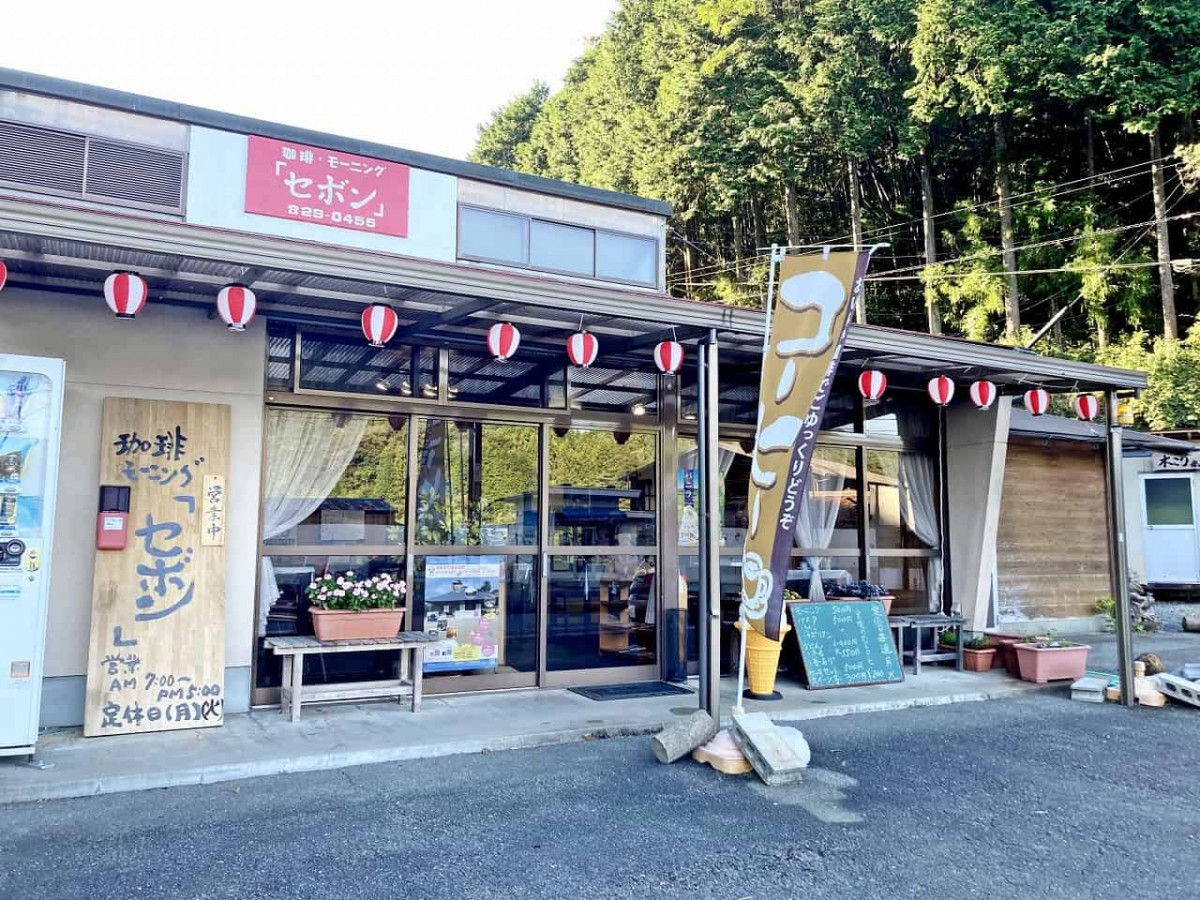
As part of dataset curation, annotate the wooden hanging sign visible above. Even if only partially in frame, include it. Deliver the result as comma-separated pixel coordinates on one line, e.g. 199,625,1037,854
83,398,230,737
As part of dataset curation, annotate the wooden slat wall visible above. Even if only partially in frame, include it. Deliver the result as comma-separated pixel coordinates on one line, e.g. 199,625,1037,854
996,439,1110,622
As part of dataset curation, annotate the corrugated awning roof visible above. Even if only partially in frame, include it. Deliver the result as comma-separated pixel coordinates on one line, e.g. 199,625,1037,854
1009,409,1197,453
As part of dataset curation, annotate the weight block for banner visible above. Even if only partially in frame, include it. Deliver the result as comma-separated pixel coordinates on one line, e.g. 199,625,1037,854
731,712,807,786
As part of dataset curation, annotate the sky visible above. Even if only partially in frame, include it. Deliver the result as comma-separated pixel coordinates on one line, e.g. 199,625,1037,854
3,0,618,161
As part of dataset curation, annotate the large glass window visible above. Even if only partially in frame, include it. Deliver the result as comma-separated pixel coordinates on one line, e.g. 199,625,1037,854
568,367,659,417
415,419,538,546
867,448,939,613
298,332,423,397
549,429,657,547
447,348,563,409
256,409,411,692
1145,477,1194,526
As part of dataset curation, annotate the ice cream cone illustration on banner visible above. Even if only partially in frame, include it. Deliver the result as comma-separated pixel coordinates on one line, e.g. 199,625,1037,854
740,250,875,671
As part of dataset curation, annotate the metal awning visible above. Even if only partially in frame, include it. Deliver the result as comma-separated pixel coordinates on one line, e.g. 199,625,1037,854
0,196,1148,393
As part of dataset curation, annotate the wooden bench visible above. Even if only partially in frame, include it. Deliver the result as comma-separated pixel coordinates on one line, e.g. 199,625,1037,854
264,632,441,721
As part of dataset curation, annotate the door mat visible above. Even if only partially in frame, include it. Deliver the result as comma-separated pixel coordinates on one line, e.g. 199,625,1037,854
569,682,695,701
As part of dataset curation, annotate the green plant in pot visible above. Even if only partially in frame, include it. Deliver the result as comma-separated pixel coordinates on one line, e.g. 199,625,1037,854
307,570,407,642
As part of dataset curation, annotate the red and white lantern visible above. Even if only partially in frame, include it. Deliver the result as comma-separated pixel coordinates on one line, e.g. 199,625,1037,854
969,380,997,410
857,369,887,401
654,340,684,375
927,375,955,407
487,322,521,362
0,260,7,292
1024,388,1051,416
1075,394,1100,422
566,330,599,368
361,304,399,348
104,272,148,319
216,284,257,331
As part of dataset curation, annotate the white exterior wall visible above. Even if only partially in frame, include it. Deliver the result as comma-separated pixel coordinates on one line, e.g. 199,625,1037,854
1123,454,1150,583
0,288,264,725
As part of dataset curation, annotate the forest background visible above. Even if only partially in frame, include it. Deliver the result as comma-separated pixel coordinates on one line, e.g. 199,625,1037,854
470,0,1200,430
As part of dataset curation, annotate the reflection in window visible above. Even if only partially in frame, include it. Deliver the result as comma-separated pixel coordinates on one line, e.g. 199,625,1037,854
867,450,934,551
568,366,659,417
415,419,538,546
255,554,406,689
547,554,657,670
448,347,562,408
676,439,751,548
299,331,418,397
549,430,657,546
262,410,407,549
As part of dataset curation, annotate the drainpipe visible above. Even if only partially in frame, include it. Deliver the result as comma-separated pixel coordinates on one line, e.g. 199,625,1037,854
1104,390,1135,706
696,330,722,718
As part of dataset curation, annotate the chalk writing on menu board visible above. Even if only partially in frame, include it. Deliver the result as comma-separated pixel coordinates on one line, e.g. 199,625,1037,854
788,600,904,689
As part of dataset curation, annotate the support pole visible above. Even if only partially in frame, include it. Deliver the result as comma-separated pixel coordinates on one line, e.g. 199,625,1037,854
1105,391,1135,706
697,330,722,719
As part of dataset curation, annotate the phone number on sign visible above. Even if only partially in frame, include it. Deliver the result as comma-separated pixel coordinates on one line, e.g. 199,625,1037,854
286,205,379,229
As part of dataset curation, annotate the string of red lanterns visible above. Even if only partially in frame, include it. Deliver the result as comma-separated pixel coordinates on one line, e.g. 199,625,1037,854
927,375,955,407
969,380,997,410
104,272,149,319
487,322,521,362
1024,388,1051,416
361,304,399,347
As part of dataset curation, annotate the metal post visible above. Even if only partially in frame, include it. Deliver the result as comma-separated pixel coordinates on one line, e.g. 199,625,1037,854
696,330,722,718
1105,391,1135,706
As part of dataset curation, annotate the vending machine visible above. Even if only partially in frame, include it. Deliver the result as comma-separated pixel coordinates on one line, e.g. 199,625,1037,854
0,354,65,757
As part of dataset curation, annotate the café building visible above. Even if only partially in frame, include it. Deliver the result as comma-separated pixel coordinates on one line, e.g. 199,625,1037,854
0,69,1146,734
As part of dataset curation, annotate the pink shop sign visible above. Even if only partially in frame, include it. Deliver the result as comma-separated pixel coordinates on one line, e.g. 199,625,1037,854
244,136,410,238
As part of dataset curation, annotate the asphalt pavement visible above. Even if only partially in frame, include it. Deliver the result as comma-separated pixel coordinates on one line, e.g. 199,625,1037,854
2,692,1197,900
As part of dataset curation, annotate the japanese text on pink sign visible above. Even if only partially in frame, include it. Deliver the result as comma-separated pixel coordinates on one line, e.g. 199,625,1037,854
244,136,410,237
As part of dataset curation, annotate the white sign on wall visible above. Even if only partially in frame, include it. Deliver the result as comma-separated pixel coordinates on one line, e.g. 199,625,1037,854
1152,452,1200,471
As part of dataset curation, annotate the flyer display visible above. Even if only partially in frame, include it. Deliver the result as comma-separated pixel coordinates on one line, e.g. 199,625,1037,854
422,557,505,673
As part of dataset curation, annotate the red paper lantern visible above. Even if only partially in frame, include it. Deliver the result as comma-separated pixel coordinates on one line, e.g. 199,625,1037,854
927,375,955,407
361,304,399,347
216,284,257,332
487,322,521,361
857,369,887,401
654,340,684,375
969,380,997,410
104,272,148,319
1075,394,1100,422
0,260,7,292
566,330,599,368
1024,388,1051,416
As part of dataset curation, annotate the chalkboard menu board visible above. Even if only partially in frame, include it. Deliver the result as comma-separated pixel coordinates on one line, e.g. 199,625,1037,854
788,600,904,689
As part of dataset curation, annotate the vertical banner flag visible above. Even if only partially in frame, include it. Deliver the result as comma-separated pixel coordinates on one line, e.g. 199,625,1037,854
741,250,874,640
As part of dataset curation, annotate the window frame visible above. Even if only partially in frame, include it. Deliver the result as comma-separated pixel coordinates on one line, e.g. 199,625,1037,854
456,203,660,289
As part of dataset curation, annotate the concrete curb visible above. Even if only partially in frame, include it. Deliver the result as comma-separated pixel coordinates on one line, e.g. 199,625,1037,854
0,681,1043,805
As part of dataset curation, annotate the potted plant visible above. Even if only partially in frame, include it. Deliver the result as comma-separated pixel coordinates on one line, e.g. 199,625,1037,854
940,634,997,672
1013,635,1091,684
825,580,895,616
307,569,407,642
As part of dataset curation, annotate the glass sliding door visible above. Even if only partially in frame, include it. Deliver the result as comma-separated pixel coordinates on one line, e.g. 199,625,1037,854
412,417,540,691
544,427,659,684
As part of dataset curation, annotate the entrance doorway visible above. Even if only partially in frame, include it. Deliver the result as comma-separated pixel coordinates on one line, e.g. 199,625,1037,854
1141,474,1200,584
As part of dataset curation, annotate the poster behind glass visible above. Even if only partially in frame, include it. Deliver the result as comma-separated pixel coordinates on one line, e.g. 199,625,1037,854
422,556,506,673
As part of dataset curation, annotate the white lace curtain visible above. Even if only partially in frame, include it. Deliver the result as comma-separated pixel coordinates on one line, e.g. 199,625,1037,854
895,406,942,612
257,409,368,636
795,450,849,601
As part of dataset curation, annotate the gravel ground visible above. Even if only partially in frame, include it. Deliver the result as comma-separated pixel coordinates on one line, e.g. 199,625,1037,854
3,693,1199,900
1148,601,1200,633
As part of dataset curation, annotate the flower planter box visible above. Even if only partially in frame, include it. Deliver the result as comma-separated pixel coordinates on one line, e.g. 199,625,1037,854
1013,642,1091,684
962,647,996,672
310,608,405,642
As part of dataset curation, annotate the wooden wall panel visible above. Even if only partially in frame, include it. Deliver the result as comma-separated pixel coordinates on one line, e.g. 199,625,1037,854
996,439,1110,622
83,398,229,737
